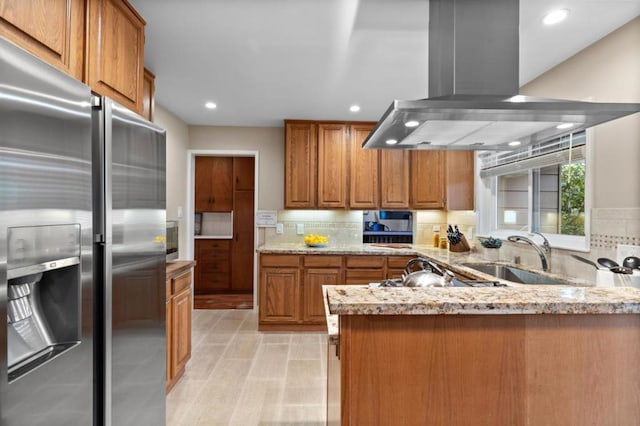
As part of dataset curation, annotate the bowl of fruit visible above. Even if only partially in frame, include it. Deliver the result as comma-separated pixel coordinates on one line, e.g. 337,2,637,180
304,233,328,248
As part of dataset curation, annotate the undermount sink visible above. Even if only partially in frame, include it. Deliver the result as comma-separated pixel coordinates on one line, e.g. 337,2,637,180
461,263,571,285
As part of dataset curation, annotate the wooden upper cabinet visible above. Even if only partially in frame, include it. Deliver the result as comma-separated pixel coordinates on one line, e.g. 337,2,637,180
380,150,410,209
86,0,145,114
410,150,445,209
142,68,155,121
233,156,255,191
285,121,316,208
445,151,475,210
194,156,233,212
0,0,85,80
317,123,348,208
349,124,379,209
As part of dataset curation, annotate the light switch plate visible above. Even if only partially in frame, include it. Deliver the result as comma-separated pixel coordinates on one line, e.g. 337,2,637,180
296,224,304,235
432,225,441,232
276,223,284,234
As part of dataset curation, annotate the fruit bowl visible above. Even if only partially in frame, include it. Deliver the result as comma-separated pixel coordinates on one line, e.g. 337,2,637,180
304,233,328,247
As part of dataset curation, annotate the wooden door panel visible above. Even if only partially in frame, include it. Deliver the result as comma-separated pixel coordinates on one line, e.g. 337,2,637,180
410,150,445,209
317,123,347,208
233,156,255,191
303,267,342,323
284,122,316,208
446,151,475,210
380,150,409,209
231,190,254,291
349,124,379,208
259,268,299,323
171,288,191,376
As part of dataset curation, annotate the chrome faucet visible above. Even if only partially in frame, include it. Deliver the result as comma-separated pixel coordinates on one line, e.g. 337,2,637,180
507,232,551,271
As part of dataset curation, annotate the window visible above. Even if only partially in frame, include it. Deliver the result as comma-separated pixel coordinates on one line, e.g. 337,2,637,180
477,131,590,250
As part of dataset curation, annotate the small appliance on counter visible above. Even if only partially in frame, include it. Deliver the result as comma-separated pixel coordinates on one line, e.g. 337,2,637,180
167,220,179,260
363,211,413,244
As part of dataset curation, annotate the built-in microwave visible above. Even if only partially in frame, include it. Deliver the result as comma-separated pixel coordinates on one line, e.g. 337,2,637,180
166,220,179,261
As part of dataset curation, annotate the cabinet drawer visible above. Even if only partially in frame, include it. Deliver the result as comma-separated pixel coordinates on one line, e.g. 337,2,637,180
196,239,231,250
304,255,342,268
199,260,230,274
172,271,192,294
261,254,300,268
387,256,414,269
345,256,385,269
345,270,386,284
199,272,231,286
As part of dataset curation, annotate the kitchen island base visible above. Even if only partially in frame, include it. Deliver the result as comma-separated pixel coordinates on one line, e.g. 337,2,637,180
339,314,640,425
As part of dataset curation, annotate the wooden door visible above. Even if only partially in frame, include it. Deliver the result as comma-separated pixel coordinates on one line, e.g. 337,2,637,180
410,150,445,209
231,190,254,292
194,156,233,212
349,124,379,209
302,267,342,323
0,0,86,80
284,121,316,208
317,123,348,208
380,150,410,209
171,287,191,378
233,157,255,191
194,239,231,293
259,267,299,323
165,293,172,389
142,68,155,121
446,151,475,210
86,0,145,113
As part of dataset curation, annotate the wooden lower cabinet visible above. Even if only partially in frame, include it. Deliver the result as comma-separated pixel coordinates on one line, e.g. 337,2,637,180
195,239,231,293
166,262,194,393
259,254,417,330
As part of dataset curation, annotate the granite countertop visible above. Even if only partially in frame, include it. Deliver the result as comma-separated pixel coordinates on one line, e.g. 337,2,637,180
166,260,196,278
326,285,640,315
322,285,339,344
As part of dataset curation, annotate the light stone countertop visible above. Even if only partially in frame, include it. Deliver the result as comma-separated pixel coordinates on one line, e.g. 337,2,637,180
325,285,640,315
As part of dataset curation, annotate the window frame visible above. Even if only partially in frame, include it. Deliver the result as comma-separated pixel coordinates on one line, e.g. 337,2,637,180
476,130,593,252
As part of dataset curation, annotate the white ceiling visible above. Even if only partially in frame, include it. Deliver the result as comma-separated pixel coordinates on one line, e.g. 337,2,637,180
130,0,640,127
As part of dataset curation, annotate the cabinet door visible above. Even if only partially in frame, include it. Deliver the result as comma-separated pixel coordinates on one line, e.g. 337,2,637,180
195,239,231,293
317,123,348,208
142,68,155,121
284,121,316,208
303,267,342,324
86,0,145,114
171,287,192,379
0,0,85,80
380,150,409,209
165,297,172,389
410,150,445,209
194,156,233,212
259,267,299,323
349,124,379,209
233,156,255,191
231,190,254,292
445,151,475,210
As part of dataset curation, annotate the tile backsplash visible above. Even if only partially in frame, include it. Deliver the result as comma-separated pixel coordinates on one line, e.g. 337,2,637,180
262,210,362,246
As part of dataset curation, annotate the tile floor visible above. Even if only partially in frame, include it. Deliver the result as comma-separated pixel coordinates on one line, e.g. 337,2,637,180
167,309,328,425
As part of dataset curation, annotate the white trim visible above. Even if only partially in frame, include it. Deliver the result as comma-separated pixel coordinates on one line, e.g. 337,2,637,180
186,149,260,308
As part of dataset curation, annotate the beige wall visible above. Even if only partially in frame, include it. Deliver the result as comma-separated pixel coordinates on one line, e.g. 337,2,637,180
189,126,284,210
154,104,190,256
521,16,640,209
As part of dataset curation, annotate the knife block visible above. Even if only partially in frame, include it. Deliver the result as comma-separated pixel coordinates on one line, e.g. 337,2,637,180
449,235,471,252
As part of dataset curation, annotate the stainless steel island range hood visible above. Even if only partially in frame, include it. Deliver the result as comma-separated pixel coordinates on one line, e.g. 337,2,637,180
363,0,640,150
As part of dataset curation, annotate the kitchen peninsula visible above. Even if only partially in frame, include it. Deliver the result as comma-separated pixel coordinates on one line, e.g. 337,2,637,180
326,283,640,425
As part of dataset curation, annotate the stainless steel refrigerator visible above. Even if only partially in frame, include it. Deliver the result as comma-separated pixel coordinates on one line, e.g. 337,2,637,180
0,36,167,425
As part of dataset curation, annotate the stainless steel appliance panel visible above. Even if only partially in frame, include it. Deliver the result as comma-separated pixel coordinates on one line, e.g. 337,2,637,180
101,98,167,426
0,36,94,425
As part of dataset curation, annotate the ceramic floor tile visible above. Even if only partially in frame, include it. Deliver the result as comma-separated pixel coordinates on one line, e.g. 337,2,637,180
167,309,328,426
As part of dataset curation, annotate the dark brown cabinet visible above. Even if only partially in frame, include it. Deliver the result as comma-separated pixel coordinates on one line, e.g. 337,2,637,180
233,156,255,191
194,156,233,212
231,190,254,292
194,239,230,293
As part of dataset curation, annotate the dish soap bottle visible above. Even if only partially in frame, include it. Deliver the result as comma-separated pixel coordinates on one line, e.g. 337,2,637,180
432,232,440,247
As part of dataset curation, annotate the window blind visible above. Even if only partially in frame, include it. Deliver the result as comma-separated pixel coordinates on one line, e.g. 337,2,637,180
479,131,586,178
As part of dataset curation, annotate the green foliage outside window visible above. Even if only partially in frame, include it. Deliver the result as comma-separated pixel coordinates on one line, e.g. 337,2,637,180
560,161,585,236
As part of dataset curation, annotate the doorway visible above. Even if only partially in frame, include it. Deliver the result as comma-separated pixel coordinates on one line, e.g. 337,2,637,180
188,152,258,309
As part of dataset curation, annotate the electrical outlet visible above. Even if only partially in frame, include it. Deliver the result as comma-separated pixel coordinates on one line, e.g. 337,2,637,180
177,206,183,218
276,223,284,234
296,224,304,235
616,244,640,264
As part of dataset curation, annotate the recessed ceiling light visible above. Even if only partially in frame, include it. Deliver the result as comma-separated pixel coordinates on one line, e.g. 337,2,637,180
508,141,521,147
556,123,574,129
385,139,398,145
543,9,569,25
205,101,217,109
405,120,420,127
349,105,361,112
